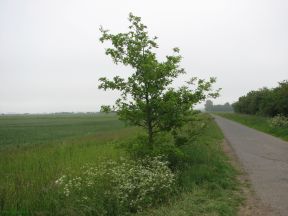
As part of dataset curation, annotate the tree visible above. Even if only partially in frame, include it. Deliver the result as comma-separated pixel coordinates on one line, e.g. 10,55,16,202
99,13,219,147
232,81,288,117
274,80,288,116
100,105,112,113
204,100,213,112
205,100,233,112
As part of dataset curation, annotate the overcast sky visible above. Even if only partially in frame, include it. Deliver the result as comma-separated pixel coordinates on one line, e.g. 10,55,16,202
0,0,287,113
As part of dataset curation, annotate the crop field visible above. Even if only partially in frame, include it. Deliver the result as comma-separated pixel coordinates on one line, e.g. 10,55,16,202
0,113,129,148
0,113,139,214
0,113,241,216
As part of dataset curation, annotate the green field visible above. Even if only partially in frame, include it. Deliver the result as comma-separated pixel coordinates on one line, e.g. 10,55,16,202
215,113,288,141
0,113,241,215
0,113,127,148
0,113,139,213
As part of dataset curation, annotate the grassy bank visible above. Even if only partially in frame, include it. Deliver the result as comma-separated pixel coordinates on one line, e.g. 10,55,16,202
215,113,288,141
0,113,242,215
139,114,242,216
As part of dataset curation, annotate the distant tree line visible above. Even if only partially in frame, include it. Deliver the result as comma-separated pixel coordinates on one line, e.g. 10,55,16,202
232,80,288,117
204,100,234,112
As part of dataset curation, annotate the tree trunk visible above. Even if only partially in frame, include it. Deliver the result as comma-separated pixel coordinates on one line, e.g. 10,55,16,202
145,89,153,148
148,120,153,148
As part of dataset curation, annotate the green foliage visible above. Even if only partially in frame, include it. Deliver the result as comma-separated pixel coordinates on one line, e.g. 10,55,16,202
100,105,113,113
0,114,138,213
124,113,210,170
123,133,186,170
54,157,175,215
99,13,219,146
173,112,209,146
205,100,234,112
233,80,288,117
138,114,242,216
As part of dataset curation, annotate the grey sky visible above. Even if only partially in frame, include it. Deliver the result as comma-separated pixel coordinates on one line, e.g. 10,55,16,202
0,0,287,113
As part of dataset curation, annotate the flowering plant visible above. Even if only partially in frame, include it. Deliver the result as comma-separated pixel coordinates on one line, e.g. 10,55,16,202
270,114,288,128
55,156,175,215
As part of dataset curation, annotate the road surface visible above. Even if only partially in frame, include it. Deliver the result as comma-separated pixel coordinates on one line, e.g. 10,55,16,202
213,115,288,216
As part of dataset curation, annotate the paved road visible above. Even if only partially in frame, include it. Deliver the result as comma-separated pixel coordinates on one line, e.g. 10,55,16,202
213,115,288,216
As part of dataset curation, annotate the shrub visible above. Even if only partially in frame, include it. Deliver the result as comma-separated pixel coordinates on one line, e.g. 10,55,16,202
124,133,187,170
124,115,210,170
54,157,175,215
174,117,209,146
270,114,288,128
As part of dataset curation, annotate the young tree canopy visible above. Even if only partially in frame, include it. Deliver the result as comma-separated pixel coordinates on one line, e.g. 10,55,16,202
99,13,219,147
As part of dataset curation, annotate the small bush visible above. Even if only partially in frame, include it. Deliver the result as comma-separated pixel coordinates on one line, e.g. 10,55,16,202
124,133,187,170
174,119,208,146
124,115,210,170
270,114,288,128
54,157,175,215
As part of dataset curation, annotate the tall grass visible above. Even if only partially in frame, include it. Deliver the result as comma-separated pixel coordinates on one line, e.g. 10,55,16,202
0,114,138,213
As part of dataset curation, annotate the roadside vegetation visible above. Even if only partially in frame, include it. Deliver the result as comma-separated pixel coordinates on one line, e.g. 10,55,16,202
138,114,242,216
215,113,288,141
232,80,288,117
0,13,242,216
0,113,242,216
214,80,288,142
0,113,137,214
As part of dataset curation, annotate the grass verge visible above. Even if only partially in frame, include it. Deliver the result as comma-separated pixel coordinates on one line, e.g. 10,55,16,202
215,113,288,141
137,114,242,216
